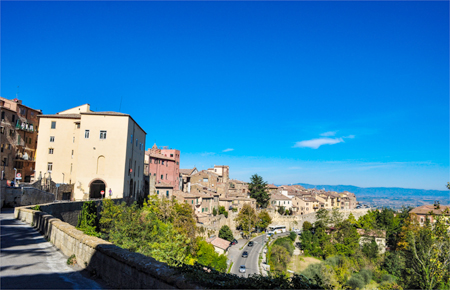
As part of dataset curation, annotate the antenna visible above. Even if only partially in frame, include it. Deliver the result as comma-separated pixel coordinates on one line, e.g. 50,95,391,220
16,86,19,98
119,96,123,112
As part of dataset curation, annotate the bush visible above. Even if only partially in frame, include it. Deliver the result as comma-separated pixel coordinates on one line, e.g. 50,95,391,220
303,221,312,231
213,207,218,216
289,231,297,242
381,273,395,283
347,274,365,289
30,205,41,211
359,269,372,284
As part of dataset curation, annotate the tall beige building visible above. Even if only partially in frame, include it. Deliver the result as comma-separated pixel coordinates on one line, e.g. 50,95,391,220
35,104,146,200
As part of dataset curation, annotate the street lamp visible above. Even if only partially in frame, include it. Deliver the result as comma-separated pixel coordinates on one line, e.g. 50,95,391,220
62,173,65,184
13,168,17,187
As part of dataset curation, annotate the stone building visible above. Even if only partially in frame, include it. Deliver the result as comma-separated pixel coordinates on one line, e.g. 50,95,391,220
1,97,42,182
35,104,146,201
179,167,198,192
145,144,180,189
207,165,229,183
269,193,293,211
228,179,249,196
410,204,450,226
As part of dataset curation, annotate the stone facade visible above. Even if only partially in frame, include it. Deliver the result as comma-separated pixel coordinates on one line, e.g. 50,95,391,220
145,144,180,189
1,97,42,183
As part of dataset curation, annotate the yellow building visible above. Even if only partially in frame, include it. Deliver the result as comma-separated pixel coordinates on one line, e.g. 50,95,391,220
35,104,146,200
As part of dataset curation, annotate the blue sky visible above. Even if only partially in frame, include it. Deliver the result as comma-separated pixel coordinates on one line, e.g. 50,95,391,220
1,1,448,190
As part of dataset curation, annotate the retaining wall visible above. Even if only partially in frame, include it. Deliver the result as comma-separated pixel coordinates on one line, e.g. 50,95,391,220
2,186,55,208
14,205,201,289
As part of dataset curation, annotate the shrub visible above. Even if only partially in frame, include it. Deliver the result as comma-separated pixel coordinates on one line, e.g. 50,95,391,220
381,273,395,283
347,274,365,289
359,269,372,284
213,207,218,216
289,231,297,242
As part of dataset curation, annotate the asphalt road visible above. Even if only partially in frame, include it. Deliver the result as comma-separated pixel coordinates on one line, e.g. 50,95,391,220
0,208,108,289
229,232,289,277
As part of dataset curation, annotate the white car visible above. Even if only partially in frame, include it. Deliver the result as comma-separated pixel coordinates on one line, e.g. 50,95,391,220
239,265,246,273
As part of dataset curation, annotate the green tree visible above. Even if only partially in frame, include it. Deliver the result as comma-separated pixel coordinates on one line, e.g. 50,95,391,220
213,207,218,216
248,174,270,208
234,203,257,238
334,220,360,256
277,206,285,215
218,225,234,242
196,240,227,272
302,221,313,231
77,201,100,237
270,245,291,273
402,209,450,290
218,206,228,218
315,208,331,226
347,213,357,225
257,210,272,230
330,208,344,225
362,237,379,259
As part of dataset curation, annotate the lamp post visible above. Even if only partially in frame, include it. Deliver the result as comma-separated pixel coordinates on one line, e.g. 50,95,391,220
62,173,65,184
13,168,17,187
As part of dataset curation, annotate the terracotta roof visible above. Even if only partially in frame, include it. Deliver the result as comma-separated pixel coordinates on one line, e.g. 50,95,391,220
267,184,278,189
229,179,247,184
206,237,230,251
173,191,201,198
155,182,173,188
357,229,386,238
271,193,291,201
148,152,175,161
410,204,450,215
180,168,196,175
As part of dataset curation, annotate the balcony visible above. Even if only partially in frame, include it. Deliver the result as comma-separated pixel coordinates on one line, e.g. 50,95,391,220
15,121,34,132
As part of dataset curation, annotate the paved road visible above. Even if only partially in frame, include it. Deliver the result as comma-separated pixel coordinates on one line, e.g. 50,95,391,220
0,208,107,289
229,232,289,277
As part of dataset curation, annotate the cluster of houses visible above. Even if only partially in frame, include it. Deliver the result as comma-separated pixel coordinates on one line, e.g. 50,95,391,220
1,98,359,223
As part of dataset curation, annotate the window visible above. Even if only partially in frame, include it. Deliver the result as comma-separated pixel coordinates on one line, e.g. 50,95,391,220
166,191,169,198
51,121,56,129
166,162,168,167
20,108,26,115
2,158,7,166
49,148,54,154
71,150,74,159
50,136,55,142
10,129,14,136
192,200,194,204
161,175,163,180
177,162,179,165
47,162,53,172
0,127,4,134
100,130,107,139
76,123,80,129
73,137,75,143
166,174,168,179
157,190,159,195
70,163,73,174
1,112,4,121
170,154,173,157
12,115,15,123
130,135,133,144
153,173,156,176
135,139,138,146
162,161,164,165
1,144,3,152
31,112,35,117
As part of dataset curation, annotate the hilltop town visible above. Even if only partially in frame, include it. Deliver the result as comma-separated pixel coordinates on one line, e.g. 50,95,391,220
1,98,360,221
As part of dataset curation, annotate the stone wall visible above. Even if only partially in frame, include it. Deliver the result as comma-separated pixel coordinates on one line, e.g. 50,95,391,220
197,208,371,238
14,206,200,289
1,186,55,208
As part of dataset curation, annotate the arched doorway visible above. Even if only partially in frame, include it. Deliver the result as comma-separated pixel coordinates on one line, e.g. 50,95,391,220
90,180,105,199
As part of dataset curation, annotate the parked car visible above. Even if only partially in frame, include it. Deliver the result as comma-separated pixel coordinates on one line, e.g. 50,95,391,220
239,265,246,273
242,251,248,258
248,241,254,247
231,239,238,245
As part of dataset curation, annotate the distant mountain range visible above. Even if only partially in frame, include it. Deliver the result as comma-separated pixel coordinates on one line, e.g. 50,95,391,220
293,183,449,198
290,183,450,208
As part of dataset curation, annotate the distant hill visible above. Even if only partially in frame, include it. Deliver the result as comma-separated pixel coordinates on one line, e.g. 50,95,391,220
291,183,450,208
294,183,449,198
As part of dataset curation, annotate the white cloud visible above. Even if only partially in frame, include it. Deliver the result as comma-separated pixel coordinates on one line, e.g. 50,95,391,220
222,148,234,152
293,137,344,149
200,152,216,156
320,131,337,137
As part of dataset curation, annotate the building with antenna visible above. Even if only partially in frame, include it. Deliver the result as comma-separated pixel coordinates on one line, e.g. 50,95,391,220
35,104,146,201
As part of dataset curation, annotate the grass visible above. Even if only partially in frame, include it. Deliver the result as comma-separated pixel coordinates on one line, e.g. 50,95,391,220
227,262,234,273
287,255,321,274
